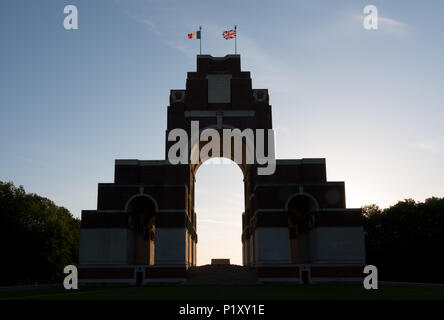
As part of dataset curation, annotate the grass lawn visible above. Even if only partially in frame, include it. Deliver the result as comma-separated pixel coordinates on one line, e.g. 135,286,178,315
1,284,443,300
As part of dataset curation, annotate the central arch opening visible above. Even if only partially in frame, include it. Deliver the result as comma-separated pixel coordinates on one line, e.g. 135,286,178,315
194,158,244,266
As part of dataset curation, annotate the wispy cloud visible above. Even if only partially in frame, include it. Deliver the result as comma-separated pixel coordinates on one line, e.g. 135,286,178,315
123,11,197,59
379,16,407,28
348,12,408,35
115,0,298,95
411,141,442,154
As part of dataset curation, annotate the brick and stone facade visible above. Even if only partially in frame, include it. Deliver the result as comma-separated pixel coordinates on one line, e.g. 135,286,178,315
79,55,366,284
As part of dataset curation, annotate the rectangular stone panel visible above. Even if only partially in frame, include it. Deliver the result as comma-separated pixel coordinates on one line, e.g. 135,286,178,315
79,228,130,264
207,74,232,103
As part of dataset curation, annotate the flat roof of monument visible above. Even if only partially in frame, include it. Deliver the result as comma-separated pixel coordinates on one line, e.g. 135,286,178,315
115,160,169,166
197,54,240,60
115,159,326,166
276,159,326,165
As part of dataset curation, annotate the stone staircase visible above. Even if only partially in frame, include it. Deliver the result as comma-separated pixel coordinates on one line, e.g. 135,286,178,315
186,265,258,285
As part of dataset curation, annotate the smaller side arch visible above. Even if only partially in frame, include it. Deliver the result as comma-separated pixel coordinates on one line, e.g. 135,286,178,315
125,193,158,266
285,192,319,212
286,192,318,264
124,193,159,213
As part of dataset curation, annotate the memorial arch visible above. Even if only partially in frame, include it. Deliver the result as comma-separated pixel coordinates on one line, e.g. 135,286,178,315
79,55,366,284
193,157,244,266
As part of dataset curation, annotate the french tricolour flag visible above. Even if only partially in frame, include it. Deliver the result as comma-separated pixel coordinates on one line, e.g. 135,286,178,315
188,31,201,39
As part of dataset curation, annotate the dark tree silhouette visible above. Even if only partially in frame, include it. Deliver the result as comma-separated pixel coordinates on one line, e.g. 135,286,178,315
0,181,80,286
363,197,444,283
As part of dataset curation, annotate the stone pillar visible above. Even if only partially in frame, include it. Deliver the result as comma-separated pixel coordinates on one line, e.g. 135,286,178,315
193,238,197,266
250,237,254,266
292,231,310,263
245,236,251,266
187,231,192,267
242,239,246,266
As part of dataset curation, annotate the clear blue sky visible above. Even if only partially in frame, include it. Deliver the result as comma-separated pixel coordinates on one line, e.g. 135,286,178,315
1,0,443,265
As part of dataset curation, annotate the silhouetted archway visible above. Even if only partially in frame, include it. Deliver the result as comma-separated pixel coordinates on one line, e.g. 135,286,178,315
127,196,156,265
287,194,317,264
194,158,245,266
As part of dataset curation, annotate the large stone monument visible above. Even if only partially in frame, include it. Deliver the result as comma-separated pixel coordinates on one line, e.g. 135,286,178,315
79,55,366,284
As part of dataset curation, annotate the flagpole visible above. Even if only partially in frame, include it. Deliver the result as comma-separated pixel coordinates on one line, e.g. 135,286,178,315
199,25,202,55
234,25,237,54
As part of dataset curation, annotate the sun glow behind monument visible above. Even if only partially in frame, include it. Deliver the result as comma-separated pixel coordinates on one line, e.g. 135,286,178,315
194,158,244,266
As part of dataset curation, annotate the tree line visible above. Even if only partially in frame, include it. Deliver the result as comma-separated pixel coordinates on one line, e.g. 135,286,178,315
0,181,80,286
0,180,443,285
363,197,444,283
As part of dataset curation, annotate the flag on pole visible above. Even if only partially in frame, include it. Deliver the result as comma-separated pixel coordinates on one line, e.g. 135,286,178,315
188,27,202,54
188,30,201,39
222,28,236,39
223,26,237,54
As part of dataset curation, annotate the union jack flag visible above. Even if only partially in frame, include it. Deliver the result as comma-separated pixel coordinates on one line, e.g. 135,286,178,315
223,29,236,39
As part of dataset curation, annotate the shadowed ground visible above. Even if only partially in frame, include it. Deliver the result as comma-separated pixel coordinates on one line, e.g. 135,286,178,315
1,266,443,300
1,284,443,300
